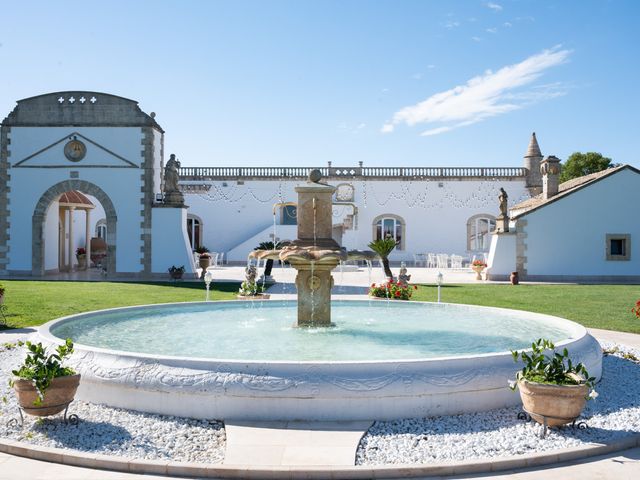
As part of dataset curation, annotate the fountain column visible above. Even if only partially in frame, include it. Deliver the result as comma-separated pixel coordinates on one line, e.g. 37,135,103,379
287,170,345,327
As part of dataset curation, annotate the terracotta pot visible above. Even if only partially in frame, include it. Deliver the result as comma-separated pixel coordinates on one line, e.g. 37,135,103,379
169,271,183,280
199,255,211,269
13,374,81,417
518,378,588,427
510,271,519,285
471,265,485,280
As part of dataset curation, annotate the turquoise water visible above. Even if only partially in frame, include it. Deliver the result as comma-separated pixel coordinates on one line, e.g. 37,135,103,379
50,301,575,362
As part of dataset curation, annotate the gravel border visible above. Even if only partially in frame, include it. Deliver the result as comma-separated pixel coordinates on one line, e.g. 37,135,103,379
0,338,225,464
356,342,640,465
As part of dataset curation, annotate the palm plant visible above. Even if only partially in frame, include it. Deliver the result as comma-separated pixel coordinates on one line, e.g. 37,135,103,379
368,237,397,279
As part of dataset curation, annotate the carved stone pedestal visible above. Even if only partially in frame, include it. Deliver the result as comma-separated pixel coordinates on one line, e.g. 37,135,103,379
292,261,337,327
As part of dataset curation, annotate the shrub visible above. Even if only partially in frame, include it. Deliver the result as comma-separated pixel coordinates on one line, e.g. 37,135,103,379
369,281,416,300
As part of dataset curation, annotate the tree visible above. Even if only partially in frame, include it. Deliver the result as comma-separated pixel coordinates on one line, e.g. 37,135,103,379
368,237,398,280
559,152,613,183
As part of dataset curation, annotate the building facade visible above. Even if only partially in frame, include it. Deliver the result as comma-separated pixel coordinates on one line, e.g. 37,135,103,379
1,91,545,277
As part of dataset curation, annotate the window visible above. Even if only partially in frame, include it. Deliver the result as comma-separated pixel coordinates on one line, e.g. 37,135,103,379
280,204,297,225
606,234,631,261
187,215,202,250
467,214,496,252
372,214,405,250
95,219,107,239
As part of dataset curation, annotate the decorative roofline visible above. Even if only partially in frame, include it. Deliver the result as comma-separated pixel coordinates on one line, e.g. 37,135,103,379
179,166,527,181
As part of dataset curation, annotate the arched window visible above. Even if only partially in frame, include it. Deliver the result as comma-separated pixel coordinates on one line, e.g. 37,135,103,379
280,204,297,225
372,214,405,250
467,214,496,252
187,214,202,250
95,219,107,239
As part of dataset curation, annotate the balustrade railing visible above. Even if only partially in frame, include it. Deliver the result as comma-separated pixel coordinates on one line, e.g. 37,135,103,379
178,166,527,180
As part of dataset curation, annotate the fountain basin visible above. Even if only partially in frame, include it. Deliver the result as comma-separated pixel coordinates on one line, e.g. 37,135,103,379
38,300,602,421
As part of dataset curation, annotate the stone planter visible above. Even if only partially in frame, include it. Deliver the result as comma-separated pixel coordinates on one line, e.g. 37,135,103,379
237,294,270,300
169,271,184,280
518,377,588,427
199,255,211,270
76,254,87,270
510,271,520,285
13,374,81,417
471,265,485,280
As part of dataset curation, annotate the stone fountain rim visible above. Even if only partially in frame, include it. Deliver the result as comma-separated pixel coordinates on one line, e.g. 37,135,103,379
38,299,588,366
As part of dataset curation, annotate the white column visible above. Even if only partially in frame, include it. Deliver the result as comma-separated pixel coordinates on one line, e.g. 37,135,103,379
85,209,91,270
68,207,75,271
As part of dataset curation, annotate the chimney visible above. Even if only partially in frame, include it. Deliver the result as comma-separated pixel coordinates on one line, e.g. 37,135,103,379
524,132,543,195
540,155,561,199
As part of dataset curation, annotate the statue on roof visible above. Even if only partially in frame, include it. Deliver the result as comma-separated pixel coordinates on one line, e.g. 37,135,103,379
496,188,509,233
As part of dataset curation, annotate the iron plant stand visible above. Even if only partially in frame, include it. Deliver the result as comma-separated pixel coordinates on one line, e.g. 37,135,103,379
517,409,588,438
6,401,80,429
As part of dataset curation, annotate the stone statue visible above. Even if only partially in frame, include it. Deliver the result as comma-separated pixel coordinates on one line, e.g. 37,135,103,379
245,265,257,286
162,154,185,206
398,262,411,286
496,188,509,233
498,188,508,217
164,154,181,193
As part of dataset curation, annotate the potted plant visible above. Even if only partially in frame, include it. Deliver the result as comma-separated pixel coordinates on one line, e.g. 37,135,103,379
75,247,87,270
195,246,211,269
168,265,185,280
471,259,487,280
633,300,640,319
368,237,398,281
369,281,416,300
510,338,597,429
11,339,81,417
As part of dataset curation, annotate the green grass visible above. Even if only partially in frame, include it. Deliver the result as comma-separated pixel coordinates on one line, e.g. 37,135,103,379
0,281,639,334
0,280,240,329
412,284,640,334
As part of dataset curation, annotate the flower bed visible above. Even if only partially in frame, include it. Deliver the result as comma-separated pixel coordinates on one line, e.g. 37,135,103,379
369,281,416,300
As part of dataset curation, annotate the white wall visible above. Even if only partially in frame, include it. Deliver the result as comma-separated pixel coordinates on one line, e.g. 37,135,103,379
151,207,196,275
522,168,640,277
184,178,530,262
43,202,59,271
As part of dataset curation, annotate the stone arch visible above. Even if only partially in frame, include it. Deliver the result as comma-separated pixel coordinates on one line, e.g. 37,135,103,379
32,180,117,275
466,213,496,252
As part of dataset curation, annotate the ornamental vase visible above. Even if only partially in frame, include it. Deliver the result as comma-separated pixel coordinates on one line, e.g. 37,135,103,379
518,378,588,427
13,374,81,417
471,265,485,280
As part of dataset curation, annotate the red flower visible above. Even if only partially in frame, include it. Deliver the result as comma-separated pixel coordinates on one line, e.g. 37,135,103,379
395,291,401,297
413,285,418,290
371,283,376,288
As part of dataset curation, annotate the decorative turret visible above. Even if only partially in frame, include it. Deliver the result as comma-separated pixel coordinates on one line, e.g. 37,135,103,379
540,155,561,200
524,132,543,195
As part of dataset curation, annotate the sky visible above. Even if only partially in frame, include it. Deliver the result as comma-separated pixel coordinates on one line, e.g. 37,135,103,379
1,0,639,168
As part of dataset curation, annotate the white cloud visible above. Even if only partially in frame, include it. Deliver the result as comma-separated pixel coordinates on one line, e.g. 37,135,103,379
356,123,366,130
471,36,482,42
503,22,513,27
427,64,436,69
382,46,571,136
444,21,460,29
486,2,503,11
411,73,423,80
486,27,498,34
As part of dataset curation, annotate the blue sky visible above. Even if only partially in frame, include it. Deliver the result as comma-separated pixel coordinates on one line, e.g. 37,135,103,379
1,0,638,168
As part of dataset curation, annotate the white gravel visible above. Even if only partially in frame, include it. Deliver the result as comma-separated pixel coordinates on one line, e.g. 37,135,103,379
0,337,225,463
357,342,640,465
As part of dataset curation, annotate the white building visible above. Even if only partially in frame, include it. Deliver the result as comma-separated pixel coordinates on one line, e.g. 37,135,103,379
4,90,597,279
487,160,640,282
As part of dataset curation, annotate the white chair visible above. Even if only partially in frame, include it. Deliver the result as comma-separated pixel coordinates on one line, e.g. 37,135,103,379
413,253,426,267
450,254,463,269
437,253,449,269
427,253,437,268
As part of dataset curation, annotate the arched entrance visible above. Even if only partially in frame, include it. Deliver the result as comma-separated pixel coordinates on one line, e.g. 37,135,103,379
32,180,117,276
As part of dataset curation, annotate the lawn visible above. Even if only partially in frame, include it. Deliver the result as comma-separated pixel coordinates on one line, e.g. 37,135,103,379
0,281,638,334
412,284,640,334
0,280,240,329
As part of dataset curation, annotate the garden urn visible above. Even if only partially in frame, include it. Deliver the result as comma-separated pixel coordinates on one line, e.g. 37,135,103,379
472,265,485,280
518,378,588,427
13,374,81,417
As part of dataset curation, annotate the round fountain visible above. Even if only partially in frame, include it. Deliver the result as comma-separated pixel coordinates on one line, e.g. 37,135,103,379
38,171,602,421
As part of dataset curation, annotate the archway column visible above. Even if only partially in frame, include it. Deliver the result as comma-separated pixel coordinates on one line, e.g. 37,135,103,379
85,209,91,270
68,206,75,271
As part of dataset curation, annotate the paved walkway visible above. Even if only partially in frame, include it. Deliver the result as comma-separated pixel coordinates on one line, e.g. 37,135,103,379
224,420,371,467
